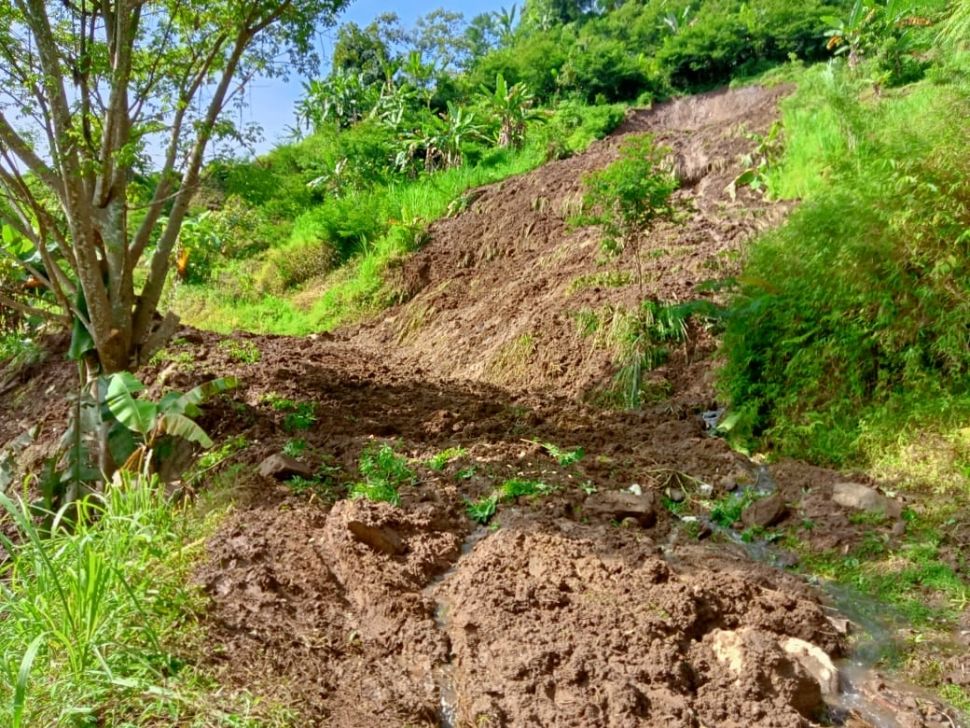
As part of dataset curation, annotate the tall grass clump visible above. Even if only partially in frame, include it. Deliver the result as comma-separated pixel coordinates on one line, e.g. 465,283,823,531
719,63,970,473
0,474,262,726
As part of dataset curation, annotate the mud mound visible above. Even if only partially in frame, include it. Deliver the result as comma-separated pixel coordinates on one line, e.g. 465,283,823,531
199,497,465,724
199,484,847,727
350,85,793,400
439,518,840,728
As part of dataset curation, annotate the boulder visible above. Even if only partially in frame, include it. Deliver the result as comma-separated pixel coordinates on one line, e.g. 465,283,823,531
258,453,314,481
708,627,824,719
781,637,840,696
832,482,902,519
742,494,789,528
584,490,658,527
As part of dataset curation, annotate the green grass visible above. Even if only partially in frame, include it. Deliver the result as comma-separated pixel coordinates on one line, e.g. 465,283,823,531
720,59,970,474
538,442,585,467
465,494,498,525
796,513,970,628
263,395,317,433
708,489,759,529
349,442,415,506
282,438,307,458
176,144,549,335
0,473,287,726
567,270,633,294
498,478,553,500
426,446,467,472
217,338,261,364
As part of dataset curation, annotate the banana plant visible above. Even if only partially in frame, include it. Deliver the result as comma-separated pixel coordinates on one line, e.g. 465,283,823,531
477,73,545,149
395,102,481,174
105,372,238,473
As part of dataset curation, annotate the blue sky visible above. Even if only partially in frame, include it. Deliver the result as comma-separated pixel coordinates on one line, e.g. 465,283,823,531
243,0,507,154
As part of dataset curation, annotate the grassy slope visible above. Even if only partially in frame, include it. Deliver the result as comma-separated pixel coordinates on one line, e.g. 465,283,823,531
175,144,549,335
0,459,294,727
720,55,970,711
721,58,970,482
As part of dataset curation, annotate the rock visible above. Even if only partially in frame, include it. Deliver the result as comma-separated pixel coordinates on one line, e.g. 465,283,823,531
667,487,685,503
774,550,800,569
719,475,739,492
347,521,407,555
628,483,643,496
258,453,314,481
826,616,851,636
781,637,840,696
710,628,747,675
584,490,657,527
709,628,824,719
742,494,789,528
832,482,902,518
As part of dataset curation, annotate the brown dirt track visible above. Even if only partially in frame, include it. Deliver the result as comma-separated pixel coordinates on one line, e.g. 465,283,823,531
1,86,961,727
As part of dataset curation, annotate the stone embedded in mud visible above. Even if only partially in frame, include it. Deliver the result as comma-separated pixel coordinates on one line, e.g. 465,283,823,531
708,627,824,719
583,490,658,527
781,637,840,696
742,494,789,529
347,521,407,556
257,453,314,481
832,482,902,519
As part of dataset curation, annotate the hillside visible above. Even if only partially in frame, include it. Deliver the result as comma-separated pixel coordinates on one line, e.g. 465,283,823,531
0,0,968,726
350,85,791,396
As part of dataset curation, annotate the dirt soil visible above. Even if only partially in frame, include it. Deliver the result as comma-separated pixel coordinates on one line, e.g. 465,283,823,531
0,86,961,727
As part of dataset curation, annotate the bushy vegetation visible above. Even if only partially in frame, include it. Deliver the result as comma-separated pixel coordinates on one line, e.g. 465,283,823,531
719,44,969,476
0,475,281,726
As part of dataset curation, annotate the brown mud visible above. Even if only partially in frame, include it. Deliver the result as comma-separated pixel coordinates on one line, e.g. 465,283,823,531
0,86,963,727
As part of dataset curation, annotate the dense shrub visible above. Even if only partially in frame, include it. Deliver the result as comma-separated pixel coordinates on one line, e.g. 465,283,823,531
659,0,847,88
719,68,970,463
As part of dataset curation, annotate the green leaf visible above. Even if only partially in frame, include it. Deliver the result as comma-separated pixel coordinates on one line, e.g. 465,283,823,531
105,373,157,436
157,412,213,448
12,634,45,728
67,317,95,362
162,377,238,416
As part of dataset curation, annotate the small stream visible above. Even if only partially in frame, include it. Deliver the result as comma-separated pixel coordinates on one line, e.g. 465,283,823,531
675,478,962,726
423,527,489,728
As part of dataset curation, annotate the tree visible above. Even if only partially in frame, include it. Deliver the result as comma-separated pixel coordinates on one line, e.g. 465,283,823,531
465,13,502,62
522,0,594,29
0,0,349,375
297,71,382,131
576,135,678,294
413,9,469,73
331,13,409,85
496,4,520,45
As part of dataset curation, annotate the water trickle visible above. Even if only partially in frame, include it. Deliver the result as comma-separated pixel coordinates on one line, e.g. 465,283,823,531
670,511,963,727
424,528,489,728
